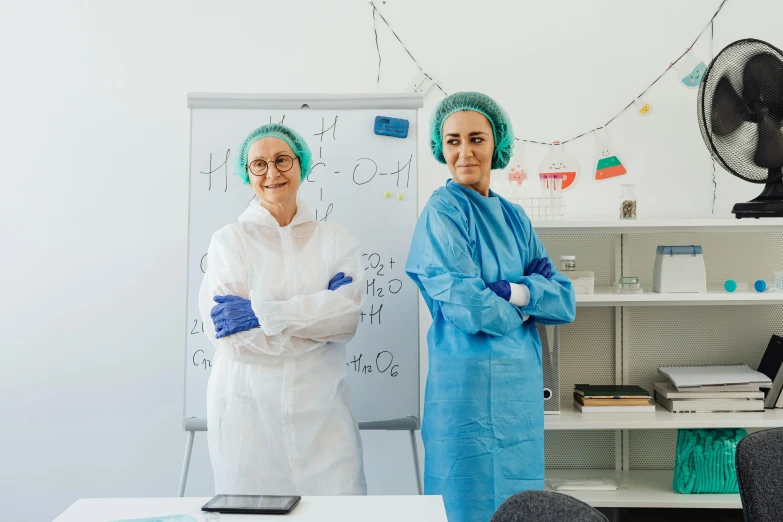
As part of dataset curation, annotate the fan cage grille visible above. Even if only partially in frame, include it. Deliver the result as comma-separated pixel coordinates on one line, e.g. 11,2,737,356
697,38,783,183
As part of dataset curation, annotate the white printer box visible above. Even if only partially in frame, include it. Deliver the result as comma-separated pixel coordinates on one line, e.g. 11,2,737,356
653,245,707,293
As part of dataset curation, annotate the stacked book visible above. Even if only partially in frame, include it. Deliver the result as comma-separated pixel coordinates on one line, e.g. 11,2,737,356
654,364,771,413
574,384,654,413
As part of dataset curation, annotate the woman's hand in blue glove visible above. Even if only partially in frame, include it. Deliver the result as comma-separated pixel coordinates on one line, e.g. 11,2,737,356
526,257,553,279
328,272,353,291
487,280,531,308
210,295,260,339
486,280,511,301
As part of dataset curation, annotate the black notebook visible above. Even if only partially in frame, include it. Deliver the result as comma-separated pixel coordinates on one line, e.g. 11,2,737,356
574,384,651,398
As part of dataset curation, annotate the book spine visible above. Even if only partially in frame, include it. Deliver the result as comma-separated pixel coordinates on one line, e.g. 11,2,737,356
765,370,783,408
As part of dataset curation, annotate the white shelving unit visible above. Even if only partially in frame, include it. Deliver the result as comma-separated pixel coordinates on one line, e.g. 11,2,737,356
534,218,783,235
538,218,783,513
545,469,741,509
546,401,783,431
577,286,783,307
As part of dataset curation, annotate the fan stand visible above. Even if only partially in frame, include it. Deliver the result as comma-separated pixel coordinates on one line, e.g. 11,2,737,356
733,168,783,218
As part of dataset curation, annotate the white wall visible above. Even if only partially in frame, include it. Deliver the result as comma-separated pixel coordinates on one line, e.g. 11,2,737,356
2,1,781,520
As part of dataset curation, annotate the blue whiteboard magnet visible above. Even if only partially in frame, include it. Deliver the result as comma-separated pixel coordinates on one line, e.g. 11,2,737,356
374,116,409,138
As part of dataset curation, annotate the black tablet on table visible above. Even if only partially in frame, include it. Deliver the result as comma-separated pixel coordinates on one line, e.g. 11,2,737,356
202,494,301,515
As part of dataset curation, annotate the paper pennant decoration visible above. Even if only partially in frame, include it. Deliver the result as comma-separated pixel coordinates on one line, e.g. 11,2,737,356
538,142,578,190
508,164,527,183
595,128,627,180
507,142,527,183
673,52,707,89
634,97,651,116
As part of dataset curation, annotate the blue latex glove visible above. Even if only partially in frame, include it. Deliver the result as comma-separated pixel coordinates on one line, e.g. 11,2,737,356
211,295,260,339
486,280,511,301
328,272,353,291
526,257,553,279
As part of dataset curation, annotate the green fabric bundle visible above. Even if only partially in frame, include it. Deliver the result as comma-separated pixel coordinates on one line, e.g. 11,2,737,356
673,428,746,494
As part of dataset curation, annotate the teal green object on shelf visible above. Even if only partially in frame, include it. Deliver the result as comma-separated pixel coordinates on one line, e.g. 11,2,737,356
673,428,746,494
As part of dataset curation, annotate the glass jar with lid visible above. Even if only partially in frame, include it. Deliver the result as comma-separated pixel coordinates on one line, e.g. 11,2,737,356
560,255,576,271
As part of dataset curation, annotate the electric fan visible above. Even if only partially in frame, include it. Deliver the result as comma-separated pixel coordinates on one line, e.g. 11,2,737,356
697,38,783,218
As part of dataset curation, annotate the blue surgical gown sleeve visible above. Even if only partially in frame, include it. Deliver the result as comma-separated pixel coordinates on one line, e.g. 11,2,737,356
406,200,526,337
514,212,576,325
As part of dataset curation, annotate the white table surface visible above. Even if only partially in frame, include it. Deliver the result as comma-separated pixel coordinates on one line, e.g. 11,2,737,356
53,496,448,522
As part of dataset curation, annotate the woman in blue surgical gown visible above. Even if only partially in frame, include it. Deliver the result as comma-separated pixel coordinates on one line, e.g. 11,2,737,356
406,92,576,522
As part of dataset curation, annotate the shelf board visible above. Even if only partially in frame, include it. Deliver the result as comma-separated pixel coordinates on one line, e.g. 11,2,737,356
545,469,741,509
576,285,783,307
534,218,783,235
545,401,783,430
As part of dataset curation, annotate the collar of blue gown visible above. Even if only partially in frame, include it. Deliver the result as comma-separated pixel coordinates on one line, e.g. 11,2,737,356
446,178,504,210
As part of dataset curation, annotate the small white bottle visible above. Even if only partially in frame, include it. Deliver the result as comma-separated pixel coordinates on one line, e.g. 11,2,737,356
560,255,576,271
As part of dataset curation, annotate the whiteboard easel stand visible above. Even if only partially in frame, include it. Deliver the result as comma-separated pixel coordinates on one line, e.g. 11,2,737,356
178,416,422,497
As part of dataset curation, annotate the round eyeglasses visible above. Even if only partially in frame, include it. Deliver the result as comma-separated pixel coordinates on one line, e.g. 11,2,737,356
247,155,298,176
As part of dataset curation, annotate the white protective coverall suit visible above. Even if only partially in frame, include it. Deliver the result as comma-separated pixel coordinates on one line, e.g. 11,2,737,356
199,199,367,495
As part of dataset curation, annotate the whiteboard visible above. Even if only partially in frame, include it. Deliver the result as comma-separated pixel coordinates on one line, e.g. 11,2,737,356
185,94,423,429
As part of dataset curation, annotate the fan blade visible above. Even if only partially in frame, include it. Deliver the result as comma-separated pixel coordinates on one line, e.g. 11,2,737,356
712,76,746,136
754,112,783,168
743,53,783,121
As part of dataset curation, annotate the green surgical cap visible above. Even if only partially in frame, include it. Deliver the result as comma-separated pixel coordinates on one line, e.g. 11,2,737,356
429,91,515,170
234,123,312,184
